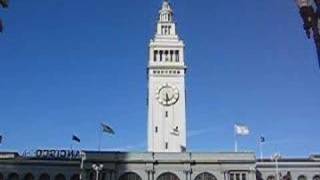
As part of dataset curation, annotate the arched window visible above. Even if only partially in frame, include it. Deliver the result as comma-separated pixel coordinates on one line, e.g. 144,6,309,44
165,50,169,61
54,174,66,180
8,173,19,180
70,174,79,180
175,50,179,62
195,173,217,180
39,174,50,180
0,173,4,180
267,176,275,180
157,172,179,180
89,172,95,180
154,50,158,62
24,173,34,180
100,172,107,180
313,176,320,180
159,51,163,62
298,175,307,180
119,172,142,180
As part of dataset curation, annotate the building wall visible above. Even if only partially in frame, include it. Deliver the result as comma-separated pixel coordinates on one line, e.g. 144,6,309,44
1,152,320,180
0,158,80,180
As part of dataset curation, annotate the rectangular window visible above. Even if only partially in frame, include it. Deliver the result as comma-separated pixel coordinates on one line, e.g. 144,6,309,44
165,111,168,117
175,50,179,62
230,174,234,180
154,50,158,62
165,142,168,149
159,51,163,62
236,174,240,180
242,174,246,180
155,126,158,133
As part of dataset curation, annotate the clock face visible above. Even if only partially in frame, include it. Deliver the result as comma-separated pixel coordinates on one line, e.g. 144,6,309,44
156,84,179,106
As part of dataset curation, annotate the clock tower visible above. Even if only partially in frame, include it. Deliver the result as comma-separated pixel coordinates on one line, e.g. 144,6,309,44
148,0,187,152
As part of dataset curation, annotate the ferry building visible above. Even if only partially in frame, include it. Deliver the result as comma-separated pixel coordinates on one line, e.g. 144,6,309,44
0,1,319,180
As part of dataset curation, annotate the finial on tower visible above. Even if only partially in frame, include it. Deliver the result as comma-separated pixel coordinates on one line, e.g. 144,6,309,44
159,0,173,22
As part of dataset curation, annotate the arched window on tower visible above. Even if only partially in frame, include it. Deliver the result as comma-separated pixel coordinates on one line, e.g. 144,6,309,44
175,50,179,62
170,50,173,62
154,50,158,62
159,51,163,62
165,50,169,61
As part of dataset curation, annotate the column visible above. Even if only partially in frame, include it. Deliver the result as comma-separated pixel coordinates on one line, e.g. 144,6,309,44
184,170,192,180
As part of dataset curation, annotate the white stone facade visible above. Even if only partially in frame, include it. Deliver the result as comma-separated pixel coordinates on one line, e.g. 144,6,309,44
147,0,187,152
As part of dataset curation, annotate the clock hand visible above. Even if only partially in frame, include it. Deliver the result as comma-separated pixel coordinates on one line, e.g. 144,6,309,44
166,93,170,102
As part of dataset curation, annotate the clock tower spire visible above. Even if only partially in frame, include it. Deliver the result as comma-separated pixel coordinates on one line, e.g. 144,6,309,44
147,0,187,152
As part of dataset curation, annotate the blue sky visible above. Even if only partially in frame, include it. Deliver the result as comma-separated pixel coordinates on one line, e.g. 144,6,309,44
0,0,320,158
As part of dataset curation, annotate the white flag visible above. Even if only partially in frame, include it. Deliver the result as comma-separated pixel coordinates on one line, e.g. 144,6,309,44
234,124,250,136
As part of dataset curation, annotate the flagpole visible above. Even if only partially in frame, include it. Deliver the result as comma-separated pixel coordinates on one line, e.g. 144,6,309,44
234,127,238,152
98,127,102,151
259,141,263,160
235,138,238,152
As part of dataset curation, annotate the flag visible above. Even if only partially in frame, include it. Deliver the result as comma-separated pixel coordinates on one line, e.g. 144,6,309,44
180,145,186,152
72,135,80,143
101,123,115,135
0,19,3,33
234,124,250,136
260,136,265,143
0,0,8,8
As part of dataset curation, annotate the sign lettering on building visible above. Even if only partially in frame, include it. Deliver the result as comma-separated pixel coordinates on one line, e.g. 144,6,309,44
35,150,80,159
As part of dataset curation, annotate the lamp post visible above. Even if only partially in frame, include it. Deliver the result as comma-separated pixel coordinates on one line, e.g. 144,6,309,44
272,153,281,180
296,0,320,68
92,164,104,180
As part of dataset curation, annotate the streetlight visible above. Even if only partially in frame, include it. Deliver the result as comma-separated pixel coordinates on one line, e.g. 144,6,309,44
92,163,104,180
271,153,281,180
296,0,320,68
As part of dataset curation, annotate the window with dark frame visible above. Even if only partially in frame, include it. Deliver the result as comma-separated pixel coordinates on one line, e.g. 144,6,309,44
242,174,246,180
